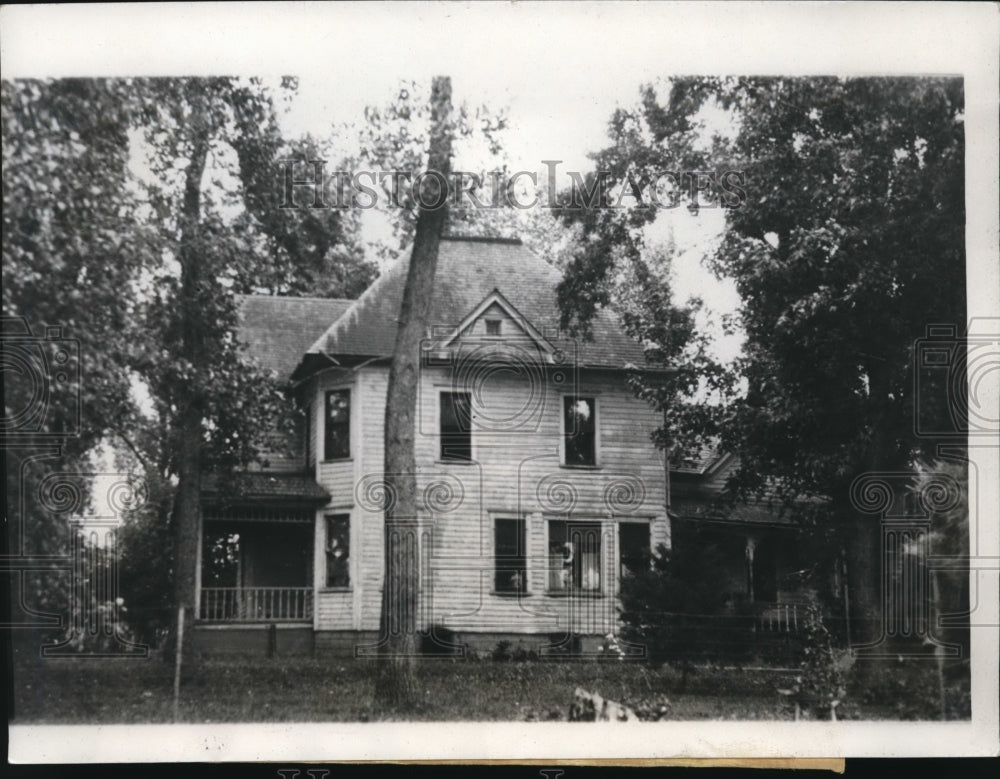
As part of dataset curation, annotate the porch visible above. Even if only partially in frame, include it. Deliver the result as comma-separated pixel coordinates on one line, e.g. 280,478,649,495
198,473,327,625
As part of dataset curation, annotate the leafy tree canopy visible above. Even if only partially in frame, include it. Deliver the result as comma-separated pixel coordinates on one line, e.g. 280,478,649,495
557,76,966,507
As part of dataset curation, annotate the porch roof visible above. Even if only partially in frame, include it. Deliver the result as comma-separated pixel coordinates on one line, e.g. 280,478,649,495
202,472,330,505
670,498,801,527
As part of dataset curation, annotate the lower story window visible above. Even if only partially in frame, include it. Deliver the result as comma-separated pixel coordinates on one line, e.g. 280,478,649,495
325,514,350,588
548,520,602,593
494,517,527,593
619,521,650,579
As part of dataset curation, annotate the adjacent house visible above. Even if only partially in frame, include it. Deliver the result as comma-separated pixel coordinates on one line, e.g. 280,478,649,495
669,449,840,636
192,236,671,656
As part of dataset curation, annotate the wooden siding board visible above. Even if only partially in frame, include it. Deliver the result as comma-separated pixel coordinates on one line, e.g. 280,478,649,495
310,362,668,635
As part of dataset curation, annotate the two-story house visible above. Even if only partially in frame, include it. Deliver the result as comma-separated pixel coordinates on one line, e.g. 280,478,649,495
193,236,669,657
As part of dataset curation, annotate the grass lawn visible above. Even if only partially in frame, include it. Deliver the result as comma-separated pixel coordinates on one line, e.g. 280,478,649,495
10,652,923,724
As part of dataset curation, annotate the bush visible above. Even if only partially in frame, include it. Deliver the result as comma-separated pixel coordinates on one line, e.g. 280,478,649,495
420,626,464,657
619,542,747,668
489,640,538,662
542,632,583,659
779,606,847,719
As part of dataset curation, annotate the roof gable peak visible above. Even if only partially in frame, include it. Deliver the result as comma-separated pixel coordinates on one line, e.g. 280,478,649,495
438,288,556,354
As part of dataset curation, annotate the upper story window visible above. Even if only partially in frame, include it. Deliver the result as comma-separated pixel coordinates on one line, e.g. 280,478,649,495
485,319,502,336
440,391,472,462
324,389,351,461
563,396,597,466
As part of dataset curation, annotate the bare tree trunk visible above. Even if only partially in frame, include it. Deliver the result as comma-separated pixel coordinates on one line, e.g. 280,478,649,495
374,76,453,709
171,118,211,672
844,507,880,647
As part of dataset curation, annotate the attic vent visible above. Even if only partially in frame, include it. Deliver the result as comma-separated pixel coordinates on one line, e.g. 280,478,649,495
485,319,501,336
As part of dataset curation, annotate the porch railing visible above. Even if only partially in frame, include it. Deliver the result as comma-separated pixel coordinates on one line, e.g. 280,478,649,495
198,587,313,622
754,601,806,633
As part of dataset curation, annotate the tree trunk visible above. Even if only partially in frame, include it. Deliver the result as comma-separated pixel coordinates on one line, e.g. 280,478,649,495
843,507,881,647
374,76,453,709
845,363,905,654
171,118,211,668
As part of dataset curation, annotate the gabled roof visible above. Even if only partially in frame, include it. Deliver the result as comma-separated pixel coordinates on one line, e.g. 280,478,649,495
440,288,555,355
237,295,353,381
293,235,648,378
669,449,828,527
670,444,733,476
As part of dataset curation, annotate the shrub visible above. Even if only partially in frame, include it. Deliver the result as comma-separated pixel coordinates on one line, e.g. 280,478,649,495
780,606,847,719
619,541,740,669
542,632,583,659
420,626,463,657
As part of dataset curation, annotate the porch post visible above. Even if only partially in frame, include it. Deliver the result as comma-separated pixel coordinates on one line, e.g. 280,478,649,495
745,536,756,602
194,508,203,621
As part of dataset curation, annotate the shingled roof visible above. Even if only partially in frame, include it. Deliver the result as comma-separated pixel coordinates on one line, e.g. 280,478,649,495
670,497,802,527
237,295,353,380
202,472,330,505
293,236,649,378
670,443,731,476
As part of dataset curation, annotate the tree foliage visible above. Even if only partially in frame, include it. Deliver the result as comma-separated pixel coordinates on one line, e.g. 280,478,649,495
348,80,573,267
3,76,374,646
558,76,966,503
3,79,150,459
3,79,152,621
559,77,966,637
349,80,507,261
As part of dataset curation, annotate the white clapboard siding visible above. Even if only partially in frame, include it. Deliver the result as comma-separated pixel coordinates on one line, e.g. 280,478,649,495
352,367,389,631
317,461,355,506
312,360,669,635
315,590,353,628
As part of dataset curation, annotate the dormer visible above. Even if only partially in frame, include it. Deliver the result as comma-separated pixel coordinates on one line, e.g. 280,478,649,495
431,288,559,363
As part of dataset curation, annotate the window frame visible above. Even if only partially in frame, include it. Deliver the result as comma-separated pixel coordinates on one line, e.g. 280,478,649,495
323,388,351,462
323,512,351,590
560,394,600,468
546,518,605,596
493,515,528,596
617,520,651,581
439,390,473,463
304,400,314,469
